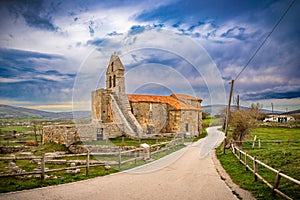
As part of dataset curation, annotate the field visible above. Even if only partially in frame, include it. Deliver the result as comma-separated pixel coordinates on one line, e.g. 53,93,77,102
217,127,300,199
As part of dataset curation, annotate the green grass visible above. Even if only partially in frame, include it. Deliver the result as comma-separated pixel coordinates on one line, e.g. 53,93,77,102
203,117,222,127
251,127,300,141
217,127,300,199
0,126,32,133
0,117,46,122
0,144,186,193
0,165,118,193
184,128,208,142
84,137,173,147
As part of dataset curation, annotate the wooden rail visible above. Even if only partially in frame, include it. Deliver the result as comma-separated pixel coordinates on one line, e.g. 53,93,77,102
0,137,184,179
232,137,300,149
231,144,299,199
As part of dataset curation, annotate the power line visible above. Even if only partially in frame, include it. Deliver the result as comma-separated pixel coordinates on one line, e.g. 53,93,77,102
234,0,296,81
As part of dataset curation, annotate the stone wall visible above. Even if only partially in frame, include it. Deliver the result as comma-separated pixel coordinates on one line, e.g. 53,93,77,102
92,89,113,123
43,125,80,147
131,102,168,134
167,110,181,133
179,110,202,136
0,146,30,154
43,123,124,146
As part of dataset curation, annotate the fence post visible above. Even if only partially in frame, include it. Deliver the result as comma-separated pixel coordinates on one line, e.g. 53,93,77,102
231,144,235,154
41,153,45,181
86,151,90,176
118,148,121,170
258,139,261,149
272,170,282,195
253,156,258,181
252,135,257,150
245,151,249,171
239,151,242,163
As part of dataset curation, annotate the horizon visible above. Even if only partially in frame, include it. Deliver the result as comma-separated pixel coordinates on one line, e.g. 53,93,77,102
1,102,298,114
0,0,299,112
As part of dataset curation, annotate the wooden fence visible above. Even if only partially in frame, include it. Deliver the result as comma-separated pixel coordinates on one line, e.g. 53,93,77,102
231,144,300,200
0,137,184,180
232,135,300,150
251,136,300,149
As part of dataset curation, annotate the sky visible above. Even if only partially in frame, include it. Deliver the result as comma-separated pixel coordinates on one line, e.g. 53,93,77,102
0,0,299,112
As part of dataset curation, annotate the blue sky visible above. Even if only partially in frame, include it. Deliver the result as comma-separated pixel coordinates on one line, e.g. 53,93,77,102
0,0,299,112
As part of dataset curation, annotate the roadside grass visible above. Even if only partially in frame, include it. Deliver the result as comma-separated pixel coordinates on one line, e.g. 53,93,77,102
217,127,300,199
184,128,207,143
0,144,185,193
0,165,118,193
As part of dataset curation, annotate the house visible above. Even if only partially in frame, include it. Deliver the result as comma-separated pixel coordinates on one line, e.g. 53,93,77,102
91,53,202,139
263,114,295,123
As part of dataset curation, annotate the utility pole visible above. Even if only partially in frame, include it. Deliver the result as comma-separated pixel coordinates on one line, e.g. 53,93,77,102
271,103,273,114
223,80,234,154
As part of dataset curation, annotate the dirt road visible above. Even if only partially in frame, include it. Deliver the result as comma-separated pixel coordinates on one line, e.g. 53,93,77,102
1,126,238,200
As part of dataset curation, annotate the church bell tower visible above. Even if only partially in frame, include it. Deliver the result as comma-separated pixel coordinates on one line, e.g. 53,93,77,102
105,53,125,94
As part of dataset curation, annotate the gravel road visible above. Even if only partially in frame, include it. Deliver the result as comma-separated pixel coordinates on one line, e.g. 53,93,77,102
0,126,238,200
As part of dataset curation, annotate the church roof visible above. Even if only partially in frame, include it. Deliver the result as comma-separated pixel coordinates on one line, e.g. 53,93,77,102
128,94,200,111
171,94,202,101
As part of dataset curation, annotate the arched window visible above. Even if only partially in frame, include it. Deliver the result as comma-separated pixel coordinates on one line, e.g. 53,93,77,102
111,62,114,72
113,75,116,87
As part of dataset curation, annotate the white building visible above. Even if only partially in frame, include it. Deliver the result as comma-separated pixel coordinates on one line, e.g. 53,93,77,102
263,114,295,123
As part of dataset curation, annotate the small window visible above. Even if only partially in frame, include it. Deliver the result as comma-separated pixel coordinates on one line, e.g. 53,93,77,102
111,62,114,71
109,76,112,88
185,123,189,132
113,75,116,87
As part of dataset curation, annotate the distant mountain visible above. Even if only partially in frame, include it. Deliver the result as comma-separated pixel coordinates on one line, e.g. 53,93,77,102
0,104,91,120
286,109,300,115
202,105,284,115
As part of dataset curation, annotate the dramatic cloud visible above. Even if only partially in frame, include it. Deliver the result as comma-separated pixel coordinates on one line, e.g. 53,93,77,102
0,0,299,112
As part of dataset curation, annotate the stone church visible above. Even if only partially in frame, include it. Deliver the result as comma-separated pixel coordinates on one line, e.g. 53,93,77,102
91,54,203,139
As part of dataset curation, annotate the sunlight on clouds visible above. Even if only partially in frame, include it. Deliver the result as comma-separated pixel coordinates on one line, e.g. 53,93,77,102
25,104,73,110
0,77,29,83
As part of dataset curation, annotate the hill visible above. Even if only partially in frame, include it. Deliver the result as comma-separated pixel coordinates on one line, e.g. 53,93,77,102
202,105,284,115
0,104,90,120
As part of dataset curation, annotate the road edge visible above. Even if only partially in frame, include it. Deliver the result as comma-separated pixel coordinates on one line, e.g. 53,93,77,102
212,149,256,200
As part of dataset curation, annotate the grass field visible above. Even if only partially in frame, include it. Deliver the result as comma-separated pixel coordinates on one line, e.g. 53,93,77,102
0,137,190,193
217,126,300,199
202,117,223,127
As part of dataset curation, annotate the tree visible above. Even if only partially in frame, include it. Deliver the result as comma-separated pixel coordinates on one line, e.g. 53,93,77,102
249,103,266,121
229,109,257,147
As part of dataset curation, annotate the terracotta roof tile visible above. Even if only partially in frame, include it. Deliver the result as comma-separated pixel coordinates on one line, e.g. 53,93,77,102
128,94,200,110
171,94,202,101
